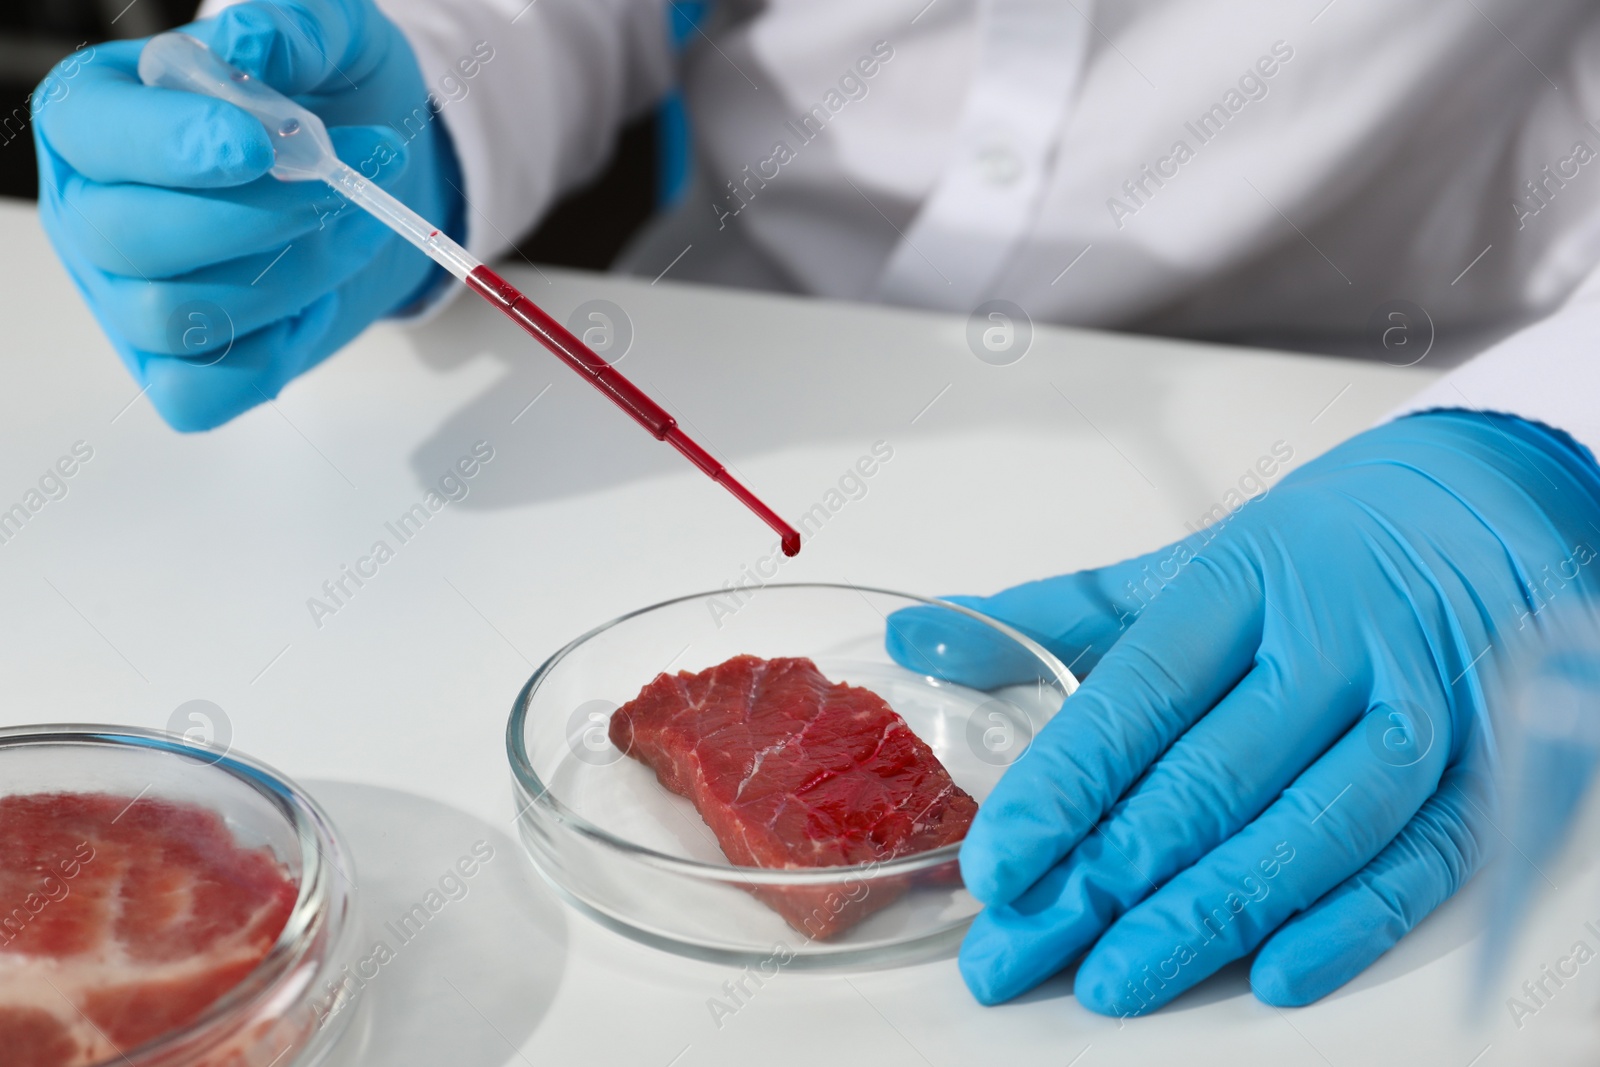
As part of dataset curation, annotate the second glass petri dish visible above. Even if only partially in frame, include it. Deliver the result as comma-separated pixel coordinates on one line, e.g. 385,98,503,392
0,725,362,1067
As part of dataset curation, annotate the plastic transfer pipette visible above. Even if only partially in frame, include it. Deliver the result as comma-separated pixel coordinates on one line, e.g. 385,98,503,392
139,32,801,557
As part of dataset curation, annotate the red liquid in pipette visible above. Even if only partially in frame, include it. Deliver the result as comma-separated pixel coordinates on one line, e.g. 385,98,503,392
465,265,802,556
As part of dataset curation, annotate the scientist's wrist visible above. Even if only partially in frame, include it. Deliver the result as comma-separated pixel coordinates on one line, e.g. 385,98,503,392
1393,408,1600,498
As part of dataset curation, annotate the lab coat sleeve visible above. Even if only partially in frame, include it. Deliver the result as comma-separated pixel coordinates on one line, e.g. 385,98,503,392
197,0,674,265
1389,274,1600,461
377,0,673,263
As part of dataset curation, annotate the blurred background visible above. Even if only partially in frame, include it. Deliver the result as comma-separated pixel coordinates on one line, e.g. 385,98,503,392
0,0,665,270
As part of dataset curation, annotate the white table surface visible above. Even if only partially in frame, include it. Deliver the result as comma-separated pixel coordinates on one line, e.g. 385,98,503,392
2,197,1596,1066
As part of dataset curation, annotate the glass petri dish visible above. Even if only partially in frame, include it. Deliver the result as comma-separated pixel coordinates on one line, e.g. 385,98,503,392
0,725,362,1067
506,582,1076,968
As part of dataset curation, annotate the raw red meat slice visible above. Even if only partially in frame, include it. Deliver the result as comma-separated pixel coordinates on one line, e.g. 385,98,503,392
0,792,298,1067
1,1006,80,1067
611,654,976,937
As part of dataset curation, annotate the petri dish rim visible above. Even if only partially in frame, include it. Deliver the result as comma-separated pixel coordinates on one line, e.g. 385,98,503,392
504,581,1078,887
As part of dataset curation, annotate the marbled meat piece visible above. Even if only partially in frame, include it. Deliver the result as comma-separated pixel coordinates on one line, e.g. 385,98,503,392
0,792,297,1066
610,654,975,937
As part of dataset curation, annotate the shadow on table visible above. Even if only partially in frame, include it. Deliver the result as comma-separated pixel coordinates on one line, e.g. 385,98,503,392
397,272,1223,520
305,780,567,1067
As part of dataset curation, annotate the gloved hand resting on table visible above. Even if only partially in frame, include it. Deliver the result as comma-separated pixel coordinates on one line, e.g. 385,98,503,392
888,409,1600,1014
34,0,461,431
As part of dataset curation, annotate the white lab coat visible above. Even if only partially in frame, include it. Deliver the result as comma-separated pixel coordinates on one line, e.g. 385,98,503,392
257,0,1600,454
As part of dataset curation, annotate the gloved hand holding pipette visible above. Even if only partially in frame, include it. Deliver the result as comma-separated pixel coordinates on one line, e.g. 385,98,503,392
37,4,800,550
34,0,462,431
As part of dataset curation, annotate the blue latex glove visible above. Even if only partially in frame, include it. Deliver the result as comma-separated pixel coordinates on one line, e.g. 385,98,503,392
34,0,463,431
887,410,1600,1014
